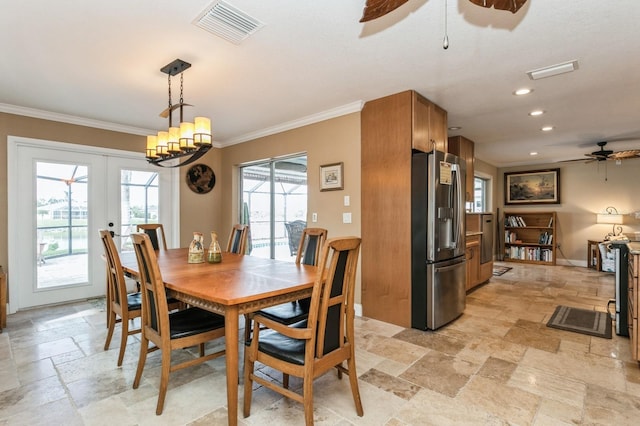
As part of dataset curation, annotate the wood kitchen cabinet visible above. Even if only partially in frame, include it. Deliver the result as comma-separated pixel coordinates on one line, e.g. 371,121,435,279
412,92,448,153
448,135,475,203
361,90,448,328
465,235,480,291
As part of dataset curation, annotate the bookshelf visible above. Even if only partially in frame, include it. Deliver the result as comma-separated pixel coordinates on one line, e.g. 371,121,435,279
503,211,557,265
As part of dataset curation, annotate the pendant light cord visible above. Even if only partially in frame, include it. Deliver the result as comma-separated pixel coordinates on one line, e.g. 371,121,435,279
443,0,449,49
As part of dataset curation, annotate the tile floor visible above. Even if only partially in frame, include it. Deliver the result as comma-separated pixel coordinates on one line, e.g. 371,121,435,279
1,262,640,425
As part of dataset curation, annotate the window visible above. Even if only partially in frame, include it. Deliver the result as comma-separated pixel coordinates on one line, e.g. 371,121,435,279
473,175,491,213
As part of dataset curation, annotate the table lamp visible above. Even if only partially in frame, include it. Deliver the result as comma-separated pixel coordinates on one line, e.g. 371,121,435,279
597,206,624,240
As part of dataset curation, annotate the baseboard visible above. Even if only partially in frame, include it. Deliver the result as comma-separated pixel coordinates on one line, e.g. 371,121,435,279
355,303,362,318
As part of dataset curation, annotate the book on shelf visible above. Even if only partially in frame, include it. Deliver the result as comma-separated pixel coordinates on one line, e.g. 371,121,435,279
507,216,527,227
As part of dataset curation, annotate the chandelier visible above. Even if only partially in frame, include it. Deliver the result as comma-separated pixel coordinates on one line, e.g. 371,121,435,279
145,59,212,167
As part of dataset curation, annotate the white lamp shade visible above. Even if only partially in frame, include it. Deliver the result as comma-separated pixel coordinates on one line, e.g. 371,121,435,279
194,116,212,146
597,213,623,225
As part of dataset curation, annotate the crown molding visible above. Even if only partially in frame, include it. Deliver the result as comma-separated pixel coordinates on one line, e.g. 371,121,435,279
220,100,364,147
0,103,157,136
1,100,364,149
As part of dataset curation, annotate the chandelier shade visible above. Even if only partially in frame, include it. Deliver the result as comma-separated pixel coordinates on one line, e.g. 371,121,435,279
145,59,212,167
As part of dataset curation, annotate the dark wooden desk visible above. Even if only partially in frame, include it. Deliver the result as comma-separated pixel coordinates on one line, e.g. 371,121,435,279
588,240,604,271
120,249,316,426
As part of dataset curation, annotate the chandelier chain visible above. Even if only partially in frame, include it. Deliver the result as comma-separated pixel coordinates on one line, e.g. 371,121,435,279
180,73,184,105
167,73,172,111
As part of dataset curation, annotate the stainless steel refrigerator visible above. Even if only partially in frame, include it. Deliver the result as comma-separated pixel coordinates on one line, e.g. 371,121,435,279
411,150,466,330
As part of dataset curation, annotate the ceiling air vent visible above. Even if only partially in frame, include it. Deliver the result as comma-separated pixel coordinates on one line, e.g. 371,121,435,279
193,1,264,45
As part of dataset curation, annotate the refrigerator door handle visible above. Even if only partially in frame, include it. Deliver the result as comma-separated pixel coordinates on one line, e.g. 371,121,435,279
452,163,464,250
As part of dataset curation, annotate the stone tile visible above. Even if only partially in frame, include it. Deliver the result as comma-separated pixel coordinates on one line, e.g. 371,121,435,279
508,364,586,408
533,397,583,425
503,324,561,353
360,332,428,364
392,328,466,356
457,375,541,425
399,351,479,397
359,368,421,400
583,382,640,425
477,357,517,382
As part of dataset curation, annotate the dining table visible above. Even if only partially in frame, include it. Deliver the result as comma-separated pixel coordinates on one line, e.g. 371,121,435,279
119,248,317,426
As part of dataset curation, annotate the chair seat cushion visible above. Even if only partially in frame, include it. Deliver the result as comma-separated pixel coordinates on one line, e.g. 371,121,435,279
169,307,225,339
258,299,310,325
250,320,308,365
126,292,142,311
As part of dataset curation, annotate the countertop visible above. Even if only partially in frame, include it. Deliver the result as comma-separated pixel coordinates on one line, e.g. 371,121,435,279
628,242,640,254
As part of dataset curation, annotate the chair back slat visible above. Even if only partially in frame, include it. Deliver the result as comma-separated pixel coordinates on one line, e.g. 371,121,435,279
306,237,361,359
132,232,169,338
100,230,127,307
136,224,168,250
297,228,328,266
227,224,249,254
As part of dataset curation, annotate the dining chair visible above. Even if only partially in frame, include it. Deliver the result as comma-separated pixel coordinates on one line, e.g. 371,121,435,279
243,228,328,342
136,223,168,250
227,223,249,254
130,232,226,415
100,229,142,367
243,236,364,425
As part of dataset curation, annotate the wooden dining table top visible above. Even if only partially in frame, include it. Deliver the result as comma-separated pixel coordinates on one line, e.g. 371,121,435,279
119,248,318,312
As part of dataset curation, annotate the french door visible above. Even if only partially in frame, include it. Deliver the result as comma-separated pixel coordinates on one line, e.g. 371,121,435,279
7,137,177,311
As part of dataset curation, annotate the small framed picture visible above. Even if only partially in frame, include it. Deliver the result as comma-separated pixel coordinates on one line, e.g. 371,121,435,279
319,162,344,191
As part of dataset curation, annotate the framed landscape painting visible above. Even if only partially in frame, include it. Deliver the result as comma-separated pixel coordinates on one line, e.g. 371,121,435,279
505,168,560,205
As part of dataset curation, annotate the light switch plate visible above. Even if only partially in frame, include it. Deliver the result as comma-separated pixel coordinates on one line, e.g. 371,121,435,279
343,212,352,224
344,195,350,206
312,212,318,222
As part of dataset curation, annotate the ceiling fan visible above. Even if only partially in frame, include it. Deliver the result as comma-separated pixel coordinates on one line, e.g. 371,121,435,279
360,0,527,22
563,141,640,163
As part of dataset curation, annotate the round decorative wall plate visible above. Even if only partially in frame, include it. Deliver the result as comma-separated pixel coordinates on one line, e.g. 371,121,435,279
186,164,216,194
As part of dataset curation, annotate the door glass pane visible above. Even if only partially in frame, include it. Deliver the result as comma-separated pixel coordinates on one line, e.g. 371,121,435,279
120,170,159,251
36,162,88,289
241,155,307,261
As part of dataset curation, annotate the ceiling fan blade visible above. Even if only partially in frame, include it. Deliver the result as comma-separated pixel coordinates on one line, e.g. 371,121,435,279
360,0,409,22
159,103,193,119
468,0,528,14
609,149,640,160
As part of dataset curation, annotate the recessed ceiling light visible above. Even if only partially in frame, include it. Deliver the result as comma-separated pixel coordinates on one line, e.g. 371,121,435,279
529,110,544,116
514,88,533,96
448,126,462,131
541,126,554,132
530,152,538,156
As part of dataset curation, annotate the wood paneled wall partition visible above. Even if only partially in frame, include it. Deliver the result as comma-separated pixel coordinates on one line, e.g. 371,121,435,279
361,90,447,328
